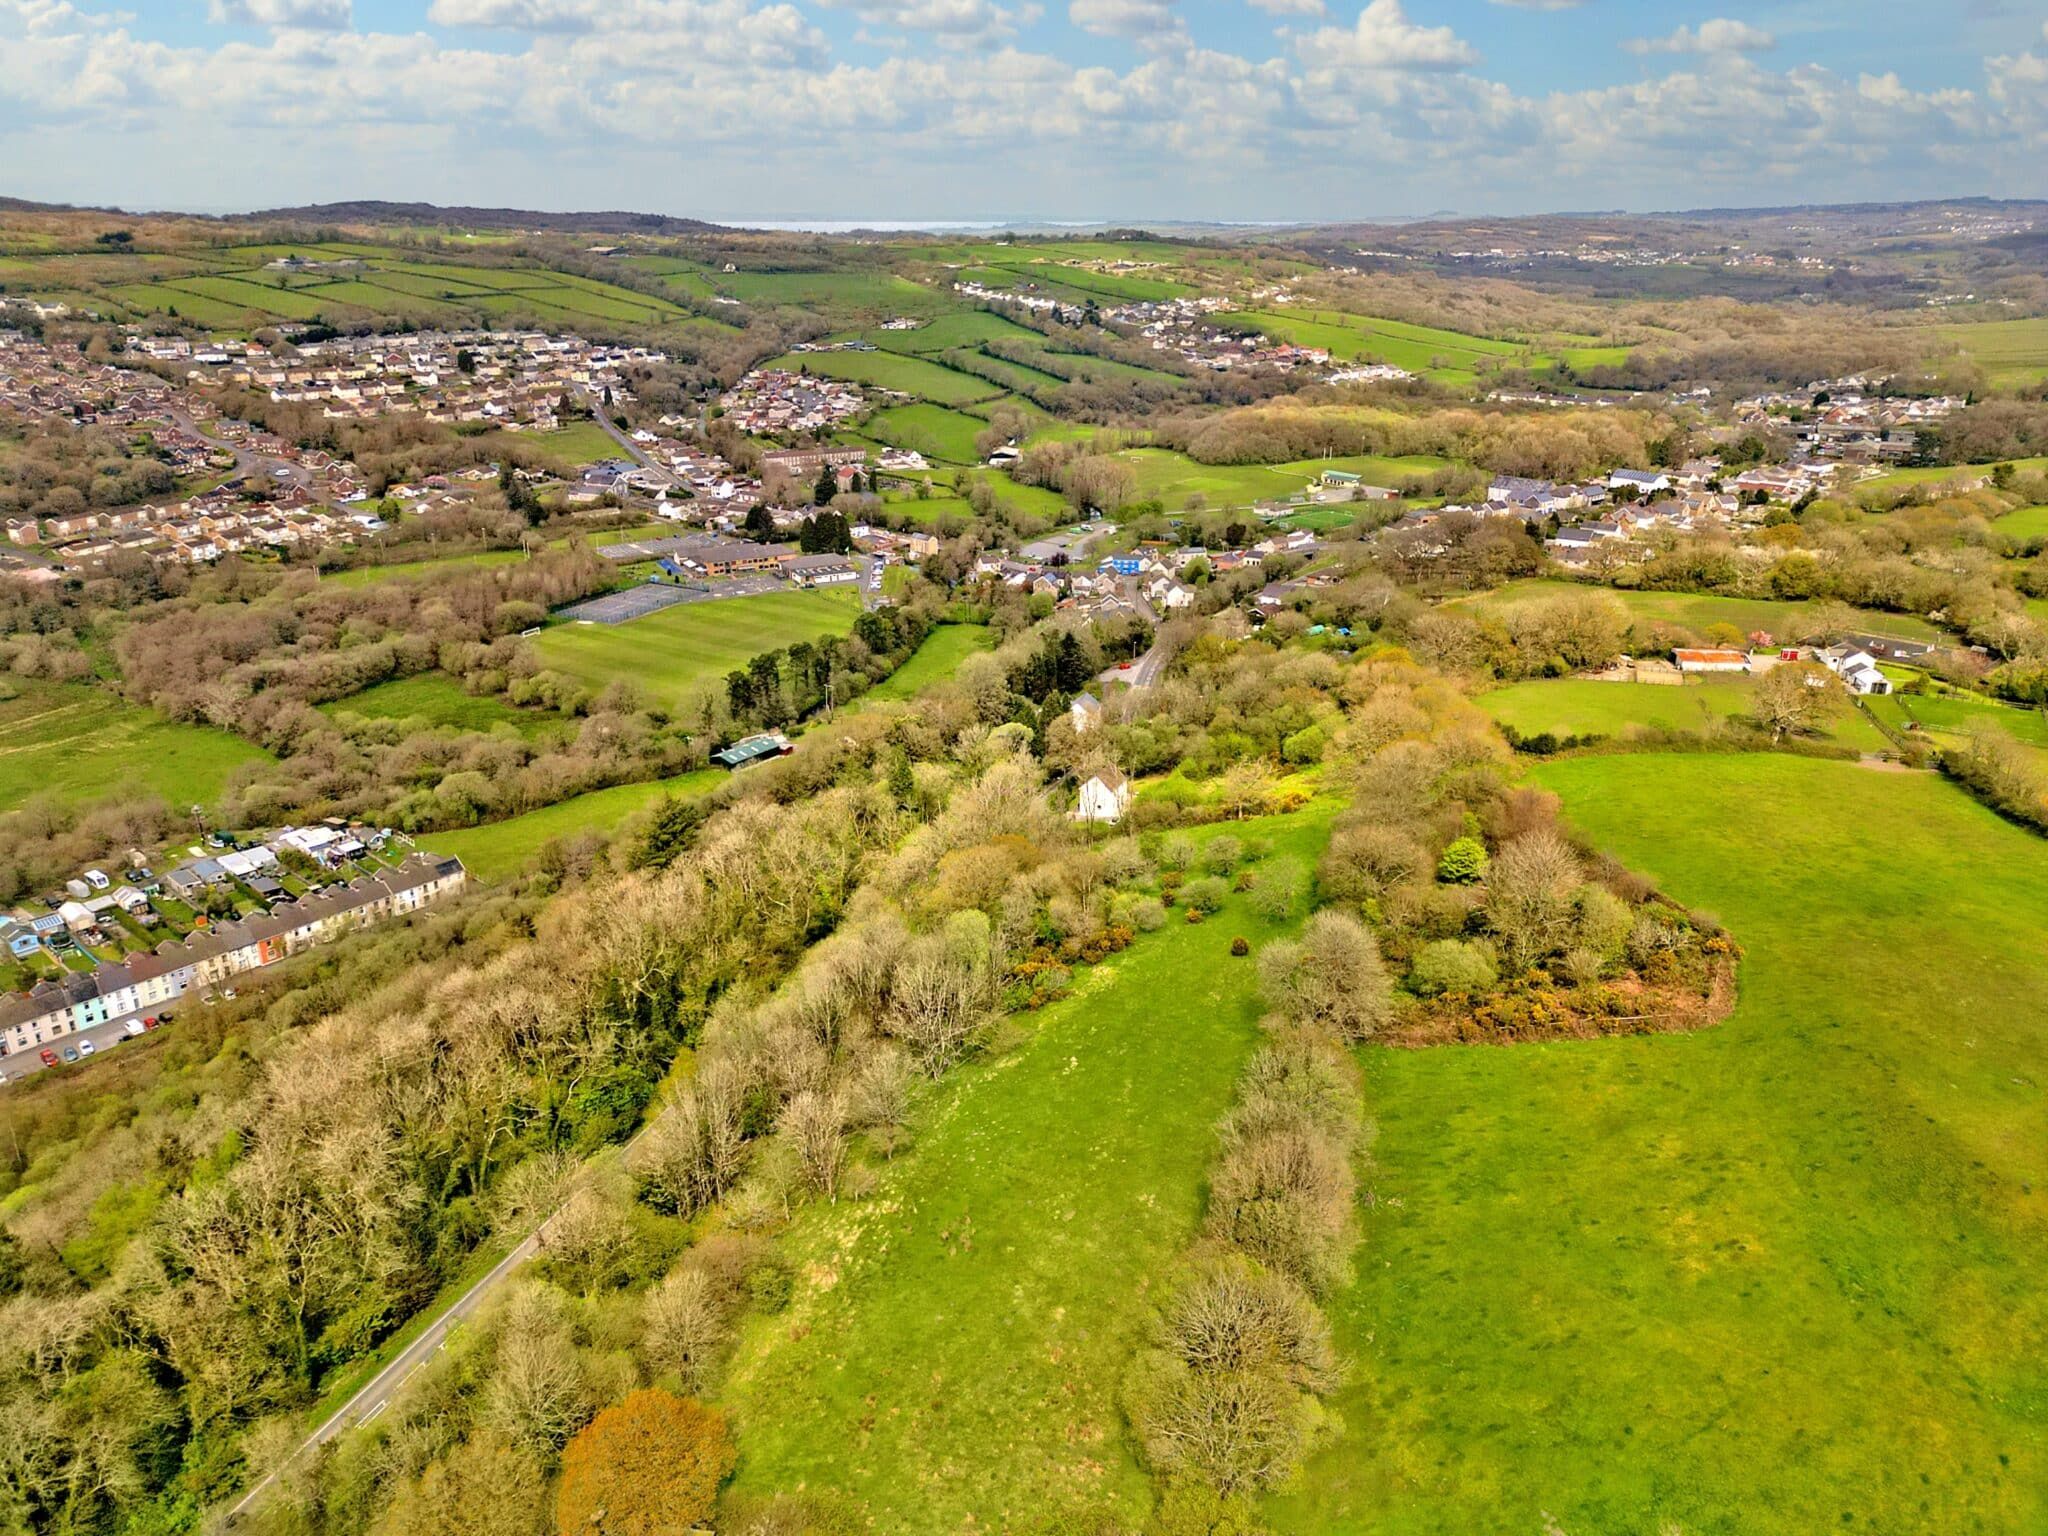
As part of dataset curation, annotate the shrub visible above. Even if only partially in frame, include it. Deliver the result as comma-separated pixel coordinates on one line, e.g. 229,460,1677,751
1484,830,1582,971
1130,897,1169,931
1181,876,1230,915
1256,911,1393,1042
1231,937,1250,957
1318,823,1430,903
1202,835,1244,875
1573,884,1633,958
1408,939,1498,998
1435,835,1488,884
1247,858,1305,922
555,1389,735,1536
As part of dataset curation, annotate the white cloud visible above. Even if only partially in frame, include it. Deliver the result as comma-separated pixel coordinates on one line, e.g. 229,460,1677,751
1294,0,1477,71
209,0,352,28
1488,0,1585,8
0,0,2038,221
1069,0,1184,46
1247,0,1322,16
818,0,1027,46
1624,18,1776,57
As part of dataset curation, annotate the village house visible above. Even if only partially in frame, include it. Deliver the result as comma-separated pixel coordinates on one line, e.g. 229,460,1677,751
1073,769,1133,825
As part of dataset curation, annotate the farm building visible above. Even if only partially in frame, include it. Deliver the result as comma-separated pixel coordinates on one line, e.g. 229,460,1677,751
712,732,795,770
1675,648,1750,674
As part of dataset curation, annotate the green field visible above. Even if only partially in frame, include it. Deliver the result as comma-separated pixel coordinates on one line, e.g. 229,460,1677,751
864,402,990,464
1937,316,2048,387
1994,504,2048,540
318,673,562,737
856,623,994,704
530,589,862,709
424,769,723,882
31,247,710,334
1866,688,2048,751
871,312,1040,354
0,678,270,812
1115,447,1451,511
1478,675,1889,751
1454,577,1942,645
1227,309,1530,387
717,270,942,313
723,808,1338,1529
1270,754,2048,1534
768,349,1002,407
318,548,530,588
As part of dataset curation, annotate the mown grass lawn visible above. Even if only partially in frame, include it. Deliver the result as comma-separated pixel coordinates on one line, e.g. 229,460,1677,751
1270,755,2048,1536
530,588,862,710
721,807,1341,1531
0,678,270,812
1477,675,1889,752
424,769,724,882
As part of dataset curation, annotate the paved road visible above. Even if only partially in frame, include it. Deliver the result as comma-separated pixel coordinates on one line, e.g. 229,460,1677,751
223,1224,550,1525
1099,639,1168,693
0,1001,176,1084
571,387,657,471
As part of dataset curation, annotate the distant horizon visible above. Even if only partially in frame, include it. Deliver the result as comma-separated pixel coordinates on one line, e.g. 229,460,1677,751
2,3,2043,221
15,194,2046,236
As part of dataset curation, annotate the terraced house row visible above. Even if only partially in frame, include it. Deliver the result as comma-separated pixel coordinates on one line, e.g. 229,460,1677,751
0,853,466,1058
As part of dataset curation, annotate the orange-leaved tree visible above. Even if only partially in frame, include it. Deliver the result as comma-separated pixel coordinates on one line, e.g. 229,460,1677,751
555,1388,735,1536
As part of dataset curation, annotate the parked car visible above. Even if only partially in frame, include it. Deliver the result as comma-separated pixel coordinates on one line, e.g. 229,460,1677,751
222,988,237,1000
39,1049,57,1067
126,1021,145,1037
77,1040,95,1057
156,1010,174,1024
60,1046,78,1063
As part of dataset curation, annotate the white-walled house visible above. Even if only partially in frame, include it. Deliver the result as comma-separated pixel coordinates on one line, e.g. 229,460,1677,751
1070,693,1103,734
1074,769,1133,824
1820,648,1893,695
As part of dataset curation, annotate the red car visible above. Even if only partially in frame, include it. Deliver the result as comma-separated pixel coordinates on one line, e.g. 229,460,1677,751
38,1049,57,1067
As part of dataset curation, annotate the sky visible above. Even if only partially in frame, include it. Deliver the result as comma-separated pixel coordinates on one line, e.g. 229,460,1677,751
0,0,2044,224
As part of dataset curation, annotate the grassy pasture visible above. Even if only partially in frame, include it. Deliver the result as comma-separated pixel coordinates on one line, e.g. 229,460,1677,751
871,312,1039,354
317,548,530,588
1937,316,2048,387
530,588,861,710
1451,577,1942,644
1271,754,2048,1535
1866,689,2048,750
864,402,989,464
317,673,561,737
1994,504,2048,539
0,679,269,812
424,769,724,883
722,807,1340,1530
1230,308,1525,386
855,623,994,704
718,270,940,313
1114,446,1451,510
767,350,1002,407
1477,675,1888,751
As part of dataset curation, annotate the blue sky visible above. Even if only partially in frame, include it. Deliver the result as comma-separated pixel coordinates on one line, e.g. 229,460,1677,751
1,1,2044,222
